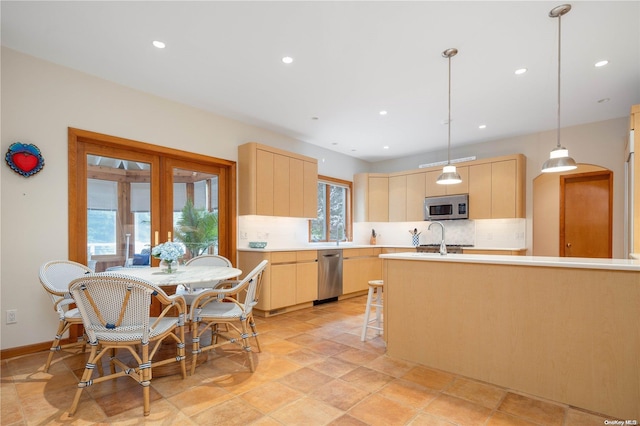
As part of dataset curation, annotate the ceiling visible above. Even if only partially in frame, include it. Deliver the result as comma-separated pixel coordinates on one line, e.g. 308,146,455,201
2,1,639,162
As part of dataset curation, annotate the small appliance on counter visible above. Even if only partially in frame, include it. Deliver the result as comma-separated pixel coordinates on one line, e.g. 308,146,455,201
424,194,469,220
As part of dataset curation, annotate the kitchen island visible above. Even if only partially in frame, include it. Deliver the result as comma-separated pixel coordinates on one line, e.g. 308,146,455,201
380,252,640,419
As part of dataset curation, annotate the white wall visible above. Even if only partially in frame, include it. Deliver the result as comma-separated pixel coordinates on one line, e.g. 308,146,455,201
0,47,369,350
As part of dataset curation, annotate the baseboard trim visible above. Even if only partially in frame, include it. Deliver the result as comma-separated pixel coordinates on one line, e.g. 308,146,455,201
0,338,75,360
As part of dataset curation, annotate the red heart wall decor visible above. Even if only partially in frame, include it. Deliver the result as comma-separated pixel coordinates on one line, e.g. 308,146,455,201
5,142,45,177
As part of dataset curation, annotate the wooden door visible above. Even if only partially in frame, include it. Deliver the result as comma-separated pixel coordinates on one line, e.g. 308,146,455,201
560,171,613,258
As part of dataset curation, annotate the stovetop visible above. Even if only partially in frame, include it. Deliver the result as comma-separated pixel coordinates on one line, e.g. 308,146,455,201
419,244,474,247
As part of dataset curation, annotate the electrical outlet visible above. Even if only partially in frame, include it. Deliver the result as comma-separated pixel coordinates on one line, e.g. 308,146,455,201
6,309,17,324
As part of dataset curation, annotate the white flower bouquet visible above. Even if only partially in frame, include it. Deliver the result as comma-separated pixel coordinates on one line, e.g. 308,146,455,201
151,241,185,263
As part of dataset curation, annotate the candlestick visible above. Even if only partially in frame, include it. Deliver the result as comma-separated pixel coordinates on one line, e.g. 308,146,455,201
154,231,159,246
168,231,172,242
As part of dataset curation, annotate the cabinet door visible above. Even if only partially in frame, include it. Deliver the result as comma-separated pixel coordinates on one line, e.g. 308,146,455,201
273,154,291,217
296,261,318,304
446,166,469,195
425,170,447,197
368,176,389,222
270,263,297,309
289,158,304,217
256,150,274,216
303,160,318,218
406,173,426,221
343,255,382,294
469,163,492,219
491,160,517,218
388,175,407,222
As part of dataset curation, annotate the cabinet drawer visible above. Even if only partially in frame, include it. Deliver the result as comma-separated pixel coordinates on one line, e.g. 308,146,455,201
297,250,318,262
343,248,375,258
270,251,297,264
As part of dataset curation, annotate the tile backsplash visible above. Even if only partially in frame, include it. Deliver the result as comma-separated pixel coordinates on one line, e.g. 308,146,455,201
239,216,526,249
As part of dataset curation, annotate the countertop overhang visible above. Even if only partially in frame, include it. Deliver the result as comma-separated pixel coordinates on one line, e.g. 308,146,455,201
380,252,640,272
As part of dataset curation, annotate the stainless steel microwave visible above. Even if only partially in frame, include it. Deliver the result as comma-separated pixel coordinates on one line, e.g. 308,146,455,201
424,194,469,220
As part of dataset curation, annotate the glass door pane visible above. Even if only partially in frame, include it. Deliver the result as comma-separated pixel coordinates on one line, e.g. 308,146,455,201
86,154,152,271
171,168,220,262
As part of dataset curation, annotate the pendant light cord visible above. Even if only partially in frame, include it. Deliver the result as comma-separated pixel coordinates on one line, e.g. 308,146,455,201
556,13,562,149
447,53,452,165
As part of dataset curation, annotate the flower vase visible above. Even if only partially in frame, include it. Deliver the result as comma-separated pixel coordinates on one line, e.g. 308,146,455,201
161,259,178,274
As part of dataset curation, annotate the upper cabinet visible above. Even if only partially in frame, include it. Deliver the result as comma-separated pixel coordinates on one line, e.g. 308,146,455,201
353,174,389,222
425,166,469,197
239,142,318,218
355,154,526,222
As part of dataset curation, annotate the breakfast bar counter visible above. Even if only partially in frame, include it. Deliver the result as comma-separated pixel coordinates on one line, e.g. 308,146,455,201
380,252,640,419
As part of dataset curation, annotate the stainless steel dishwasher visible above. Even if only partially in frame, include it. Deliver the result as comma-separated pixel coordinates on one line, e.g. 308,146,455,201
316,249,343,304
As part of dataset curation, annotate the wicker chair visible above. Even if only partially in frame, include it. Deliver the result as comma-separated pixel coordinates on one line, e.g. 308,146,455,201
189,260,268,374
177,255,238,305
67,273,187,417
38,260,92,373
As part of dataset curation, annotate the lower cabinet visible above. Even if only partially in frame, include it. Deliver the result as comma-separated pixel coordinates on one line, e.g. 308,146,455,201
238,250,318,314
342,248,383,294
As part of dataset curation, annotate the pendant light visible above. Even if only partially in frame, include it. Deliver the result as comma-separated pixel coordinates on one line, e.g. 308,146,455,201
541,4,577,173
437,48,462,185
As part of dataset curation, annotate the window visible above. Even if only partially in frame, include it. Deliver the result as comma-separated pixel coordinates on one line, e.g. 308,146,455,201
310,176,352,242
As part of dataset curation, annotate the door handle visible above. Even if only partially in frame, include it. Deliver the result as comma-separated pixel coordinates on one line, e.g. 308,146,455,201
566,243,572,248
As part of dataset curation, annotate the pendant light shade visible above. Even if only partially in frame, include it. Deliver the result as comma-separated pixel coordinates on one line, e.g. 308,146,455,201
541,4,577,173
437,48,462,185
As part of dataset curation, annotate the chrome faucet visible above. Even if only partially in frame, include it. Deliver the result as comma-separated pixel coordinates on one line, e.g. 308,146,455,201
428,221,447,255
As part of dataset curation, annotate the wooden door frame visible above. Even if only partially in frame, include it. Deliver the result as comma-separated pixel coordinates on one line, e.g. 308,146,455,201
559,170,613,257
68,127,237,266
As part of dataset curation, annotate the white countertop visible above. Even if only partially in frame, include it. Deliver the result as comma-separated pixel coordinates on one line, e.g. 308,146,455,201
380,252,640,272
238,244,413,252
237,244,525,252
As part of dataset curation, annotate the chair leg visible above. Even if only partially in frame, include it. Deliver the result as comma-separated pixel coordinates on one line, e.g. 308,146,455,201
190,320,200,376
374,287,382,335
141,343,150,416
248,314,261,352
361,286,375,341
69,343,99,416
240,319,255,372
45,320,67,372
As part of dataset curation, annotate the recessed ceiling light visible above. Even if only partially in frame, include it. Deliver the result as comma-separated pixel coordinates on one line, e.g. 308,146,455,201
311,116,319,120
383,146,389,150
332,142,338,146
514,68,527,75
478,124,487,129
595,60,609,67
152,40,166,49
282,56,294,64
379,110,388,116
597,98,610,103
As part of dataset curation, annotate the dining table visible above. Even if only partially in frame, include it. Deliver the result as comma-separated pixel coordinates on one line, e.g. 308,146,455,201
112,264,242,289
110,264,243,376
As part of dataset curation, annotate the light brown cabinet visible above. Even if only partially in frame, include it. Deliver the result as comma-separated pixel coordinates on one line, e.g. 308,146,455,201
425,166,469,197
239,142,318,218
238,250,318,315
353,174,390,222
342,248,383,294
469,158,524,219
355,154,525,222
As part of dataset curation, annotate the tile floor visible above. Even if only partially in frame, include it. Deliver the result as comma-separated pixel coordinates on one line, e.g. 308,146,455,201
1,295,617,425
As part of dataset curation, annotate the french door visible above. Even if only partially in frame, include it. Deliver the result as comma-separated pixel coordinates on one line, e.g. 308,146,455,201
68,128,236,271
